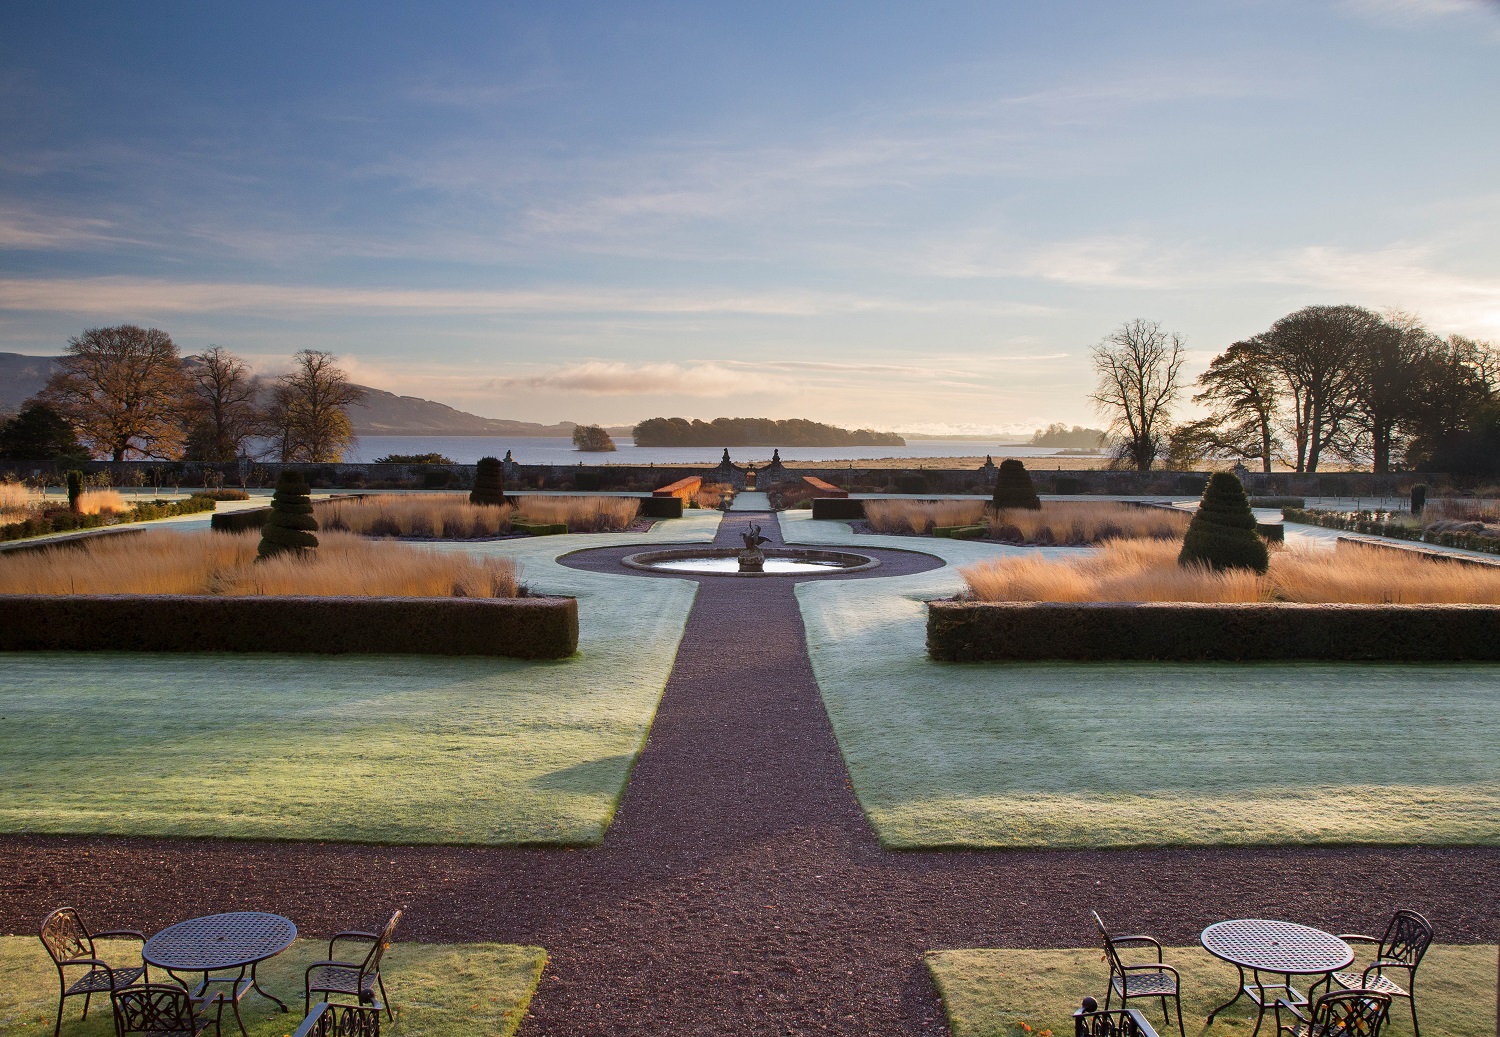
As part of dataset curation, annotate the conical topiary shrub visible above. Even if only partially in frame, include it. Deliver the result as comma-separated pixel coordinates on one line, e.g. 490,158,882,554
992,458,1041,510
1178,471,1269,573
470,456,507,506
257,470,318,559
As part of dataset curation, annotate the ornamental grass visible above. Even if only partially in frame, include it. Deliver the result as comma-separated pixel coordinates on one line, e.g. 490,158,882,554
0,529,520,598
0,483,39,518
319,493,517,538
512,494,639,532
863,499,1187,543
74,489,127,515
960,538,1500,604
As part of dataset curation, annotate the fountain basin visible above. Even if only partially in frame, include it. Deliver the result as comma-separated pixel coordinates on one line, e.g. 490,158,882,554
621,547,879,576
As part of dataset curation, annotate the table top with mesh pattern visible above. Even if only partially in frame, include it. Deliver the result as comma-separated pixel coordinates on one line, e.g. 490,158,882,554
1200,919,1353,975
142,912,297,972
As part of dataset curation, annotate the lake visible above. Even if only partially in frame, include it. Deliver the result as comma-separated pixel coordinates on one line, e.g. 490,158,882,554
345,436,1098,466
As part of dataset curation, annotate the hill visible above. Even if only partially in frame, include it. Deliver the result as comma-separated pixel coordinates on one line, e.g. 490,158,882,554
0,353,579,436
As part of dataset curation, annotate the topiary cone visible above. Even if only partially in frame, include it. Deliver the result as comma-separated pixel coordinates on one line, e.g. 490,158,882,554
470,456,507,506
257,469,319,559
992,458,1042,510
1178,471,1269,573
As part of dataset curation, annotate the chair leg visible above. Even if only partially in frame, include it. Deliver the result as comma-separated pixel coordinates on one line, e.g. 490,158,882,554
1409,992,1419,1037
377,975,392,1021
1174,994,1185,1034
53,993,65,1037
1159,995,1169,1028
81,990,91,1020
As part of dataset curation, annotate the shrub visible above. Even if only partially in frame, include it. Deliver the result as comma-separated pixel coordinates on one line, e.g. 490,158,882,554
66,470,83,512
195,488,251,501
470,456,507,506
991,459,1041,510
1178,472,1268,574
1412,484,1427,516
257,470,318,559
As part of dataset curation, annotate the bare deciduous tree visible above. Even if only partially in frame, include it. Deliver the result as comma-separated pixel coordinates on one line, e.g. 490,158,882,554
1195,336,1282,473
267,350,366,462
40,325,192,461
1090,319,1186,472
185,345,263,462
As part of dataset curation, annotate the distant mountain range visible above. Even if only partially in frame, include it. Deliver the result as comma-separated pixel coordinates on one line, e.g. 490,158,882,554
0,353,606,437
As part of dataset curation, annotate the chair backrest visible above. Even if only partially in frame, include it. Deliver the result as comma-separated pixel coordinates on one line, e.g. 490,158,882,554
111,984,198,1036
39,907,93,966
1091,911,1125,976
1307,990,1391,1036
1379,909,1433,969
360,909,402,976
1074,999,1160,1037
294,1003,382,1037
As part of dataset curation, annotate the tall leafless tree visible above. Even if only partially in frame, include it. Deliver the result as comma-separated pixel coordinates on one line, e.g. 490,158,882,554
1089,319,1186,472
1263,305,1368,472
1195,336,1282,472
40,325,192,461
267,350,366,462
184,345,263,462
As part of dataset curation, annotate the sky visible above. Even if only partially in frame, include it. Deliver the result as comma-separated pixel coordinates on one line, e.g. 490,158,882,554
2,1,1498,436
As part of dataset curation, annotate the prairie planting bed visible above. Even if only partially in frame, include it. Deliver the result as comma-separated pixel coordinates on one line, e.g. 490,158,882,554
0,513,720,844
0,935,545,1037
927,945,1497,1037
861,500,1187,544
318,493,640,537
782,512,1500,848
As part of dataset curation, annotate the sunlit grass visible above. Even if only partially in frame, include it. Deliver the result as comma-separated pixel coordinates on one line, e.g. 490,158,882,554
513,494,638,532
320,494,516,538
0,529,519,598
960,539,1500,604
927,945,1496,1037
0,936,545,1037
862,500,1186,543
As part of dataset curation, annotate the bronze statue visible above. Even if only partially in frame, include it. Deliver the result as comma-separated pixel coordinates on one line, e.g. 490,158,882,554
740,523,770,551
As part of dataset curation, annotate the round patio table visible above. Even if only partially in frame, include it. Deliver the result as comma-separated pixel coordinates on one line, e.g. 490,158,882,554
143,912,296,1035
1202,919,1353,1037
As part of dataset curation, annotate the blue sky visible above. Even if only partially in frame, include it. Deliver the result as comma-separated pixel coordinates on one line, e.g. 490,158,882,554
2,1,1498,434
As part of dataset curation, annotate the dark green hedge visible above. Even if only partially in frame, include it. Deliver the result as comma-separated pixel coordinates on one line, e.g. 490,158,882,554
1,495,216,542
211,508,271,532
0,594,578,659
639,496,684,518
812,498,865,520
927,599,1500,662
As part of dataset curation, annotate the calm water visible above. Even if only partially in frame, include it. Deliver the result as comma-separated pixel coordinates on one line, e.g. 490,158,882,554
345,436,1097,466
645,556,851,574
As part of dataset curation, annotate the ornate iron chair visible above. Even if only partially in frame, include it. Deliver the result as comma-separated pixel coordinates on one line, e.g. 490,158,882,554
1324,909,1433,1037
1092,911,1185,1032
110,984,223,1037
292,1002,382,1037
1275,989,1390,1036
39,906,149,1037
305,909,402,1020
1075,996,1162,1036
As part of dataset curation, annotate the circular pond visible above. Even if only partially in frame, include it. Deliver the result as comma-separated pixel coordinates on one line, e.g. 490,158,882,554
621,547,879,577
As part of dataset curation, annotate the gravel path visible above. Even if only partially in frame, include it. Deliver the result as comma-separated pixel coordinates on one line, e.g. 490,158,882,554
3,512,1498,1036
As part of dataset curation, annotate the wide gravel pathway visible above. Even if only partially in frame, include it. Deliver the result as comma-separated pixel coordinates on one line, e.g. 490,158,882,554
3,512,1498,1036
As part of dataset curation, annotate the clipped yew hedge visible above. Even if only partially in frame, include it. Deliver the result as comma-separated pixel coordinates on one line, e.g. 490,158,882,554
812,498,864,520
0,594,578,659
926,599,1500,662
639,496,684,518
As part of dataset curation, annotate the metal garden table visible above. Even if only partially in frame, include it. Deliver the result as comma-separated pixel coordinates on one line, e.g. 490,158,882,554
1202,919,1353,1037
142,911,296,1036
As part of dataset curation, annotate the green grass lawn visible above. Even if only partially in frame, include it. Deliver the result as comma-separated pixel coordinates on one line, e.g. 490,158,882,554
0,936,545,1037
783,512,1500,849
926,945,1497,1037
0,513,720,845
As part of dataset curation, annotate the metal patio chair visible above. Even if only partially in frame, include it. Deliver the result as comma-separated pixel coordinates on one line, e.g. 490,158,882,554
1276,989,1390,1037
1323,909,1433,1037
40,906,149,1037
110,983,223,1037
1092,911,1185,1032
292,1002,382,1037
1075,996,1162,1036
305,908,402,1020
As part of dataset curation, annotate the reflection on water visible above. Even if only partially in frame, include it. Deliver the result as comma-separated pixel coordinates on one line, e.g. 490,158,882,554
647,556,850,574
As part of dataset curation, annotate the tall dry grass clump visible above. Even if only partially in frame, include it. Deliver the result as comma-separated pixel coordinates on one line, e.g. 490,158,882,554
75,489,127,515
319,494,516,538
514,495,639,532
862,499,1187,543
0,482,41,518
0,530,519,598
960,539,1500,604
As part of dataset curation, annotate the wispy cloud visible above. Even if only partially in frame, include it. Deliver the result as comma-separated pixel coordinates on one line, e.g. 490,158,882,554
1339,0,1500,26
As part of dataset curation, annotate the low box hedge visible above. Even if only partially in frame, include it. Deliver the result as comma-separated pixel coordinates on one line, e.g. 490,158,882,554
926,599,1500,662
211,507,270,532
812,497,864,520
653,476,702,500
933,523,988,539
513,521,569,536
639,496,684,519
0,594,578,659
1,495,216,542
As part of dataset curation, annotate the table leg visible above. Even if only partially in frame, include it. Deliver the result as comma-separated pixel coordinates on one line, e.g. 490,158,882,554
248,961,290,1012
1206,964,1248,1023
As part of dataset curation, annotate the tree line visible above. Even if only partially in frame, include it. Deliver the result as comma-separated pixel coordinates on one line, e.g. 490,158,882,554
1090,306,1500,476
0,325,367,463
633,416,906,448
